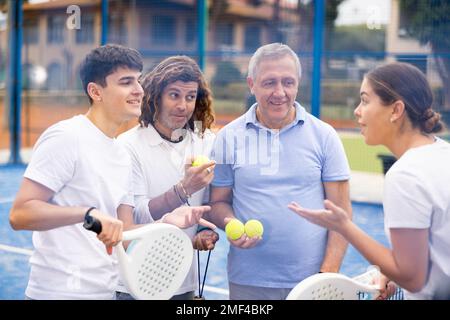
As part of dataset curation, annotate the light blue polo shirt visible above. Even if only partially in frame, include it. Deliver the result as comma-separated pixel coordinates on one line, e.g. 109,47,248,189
211,102,350,288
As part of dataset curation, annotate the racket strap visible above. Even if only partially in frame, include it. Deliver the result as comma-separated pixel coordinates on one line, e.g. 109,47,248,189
197,249,212,298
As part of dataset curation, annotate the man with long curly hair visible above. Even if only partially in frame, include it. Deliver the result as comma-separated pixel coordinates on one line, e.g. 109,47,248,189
117,56,219,300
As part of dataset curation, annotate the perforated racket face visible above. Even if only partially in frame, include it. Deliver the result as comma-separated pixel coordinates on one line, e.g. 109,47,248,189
120,226,193,300
135,232,190,298
309,283,346,300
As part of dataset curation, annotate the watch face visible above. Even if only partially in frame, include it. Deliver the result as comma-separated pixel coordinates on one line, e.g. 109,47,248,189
83,212,102,234
83,214,93,229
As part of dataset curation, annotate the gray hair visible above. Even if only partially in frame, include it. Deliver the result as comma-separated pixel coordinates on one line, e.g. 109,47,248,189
247,43,302,80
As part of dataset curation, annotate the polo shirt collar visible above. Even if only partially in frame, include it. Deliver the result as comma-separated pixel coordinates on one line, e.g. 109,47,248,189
245,101,306,129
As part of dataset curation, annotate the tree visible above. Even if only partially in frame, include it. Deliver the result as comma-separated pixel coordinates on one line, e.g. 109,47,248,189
245,0,343,56
330,25,385,54
211,60,242,86
297,1,344,50
400,0,450,110
297,0,344,76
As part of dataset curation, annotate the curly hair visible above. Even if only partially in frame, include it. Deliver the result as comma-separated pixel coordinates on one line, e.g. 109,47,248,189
139,56,214,133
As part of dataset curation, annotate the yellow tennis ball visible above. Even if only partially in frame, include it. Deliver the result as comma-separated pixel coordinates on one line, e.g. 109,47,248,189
225,219,245,240
192,155,210,167
244,219,264,238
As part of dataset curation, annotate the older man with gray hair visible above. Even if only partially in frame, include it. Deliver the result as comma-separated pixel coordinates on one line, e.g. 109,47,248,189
208,43,352,300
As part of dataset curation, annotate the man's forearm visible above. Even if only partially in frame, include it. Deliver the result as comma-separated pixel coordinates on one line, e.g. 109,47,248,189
148,185,186,220
320,230,349,272
320,201,352,272
207,201,235,230
321,180,352,272
10,200,87,231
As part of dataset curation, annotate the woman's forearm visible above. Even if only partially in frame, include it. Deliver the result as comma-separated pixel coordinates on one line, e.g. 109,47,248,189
342,223,426,292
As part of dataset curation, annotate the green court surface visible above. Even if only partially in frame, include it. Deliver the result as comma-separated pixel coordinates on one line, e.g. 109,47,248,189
341,132,450,174
340,134,391,174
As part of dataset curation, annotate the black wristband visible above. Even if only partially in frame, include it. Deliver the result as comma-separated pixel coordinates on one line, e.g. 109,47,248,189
197,226,213,234
85,207,96,219
83,207,102,234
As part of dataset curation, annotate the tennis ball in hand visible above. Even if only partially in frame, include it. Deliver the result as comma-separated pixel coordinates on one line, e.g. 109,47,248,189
225,219,245,240
244,219,264,238
192,155,210,167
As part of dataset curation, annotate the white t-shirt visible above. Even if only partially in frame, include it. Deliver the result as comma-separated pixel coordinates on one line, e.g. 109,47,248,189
117,124,215,295
24,115,134,300
384,138,450,300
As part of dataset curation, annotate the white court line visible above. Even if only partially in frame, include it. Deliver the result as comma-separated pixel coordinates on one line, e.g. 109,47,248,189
0,244,33,256
203,285,229,296
0,197,14,204
0,243,230,296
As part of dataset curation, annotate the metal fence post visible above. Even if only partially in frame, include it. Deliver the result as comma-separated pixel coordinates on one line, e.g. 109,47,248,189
101,0,109,45
197,0,207,71
7,0,23,164
311,0,325,119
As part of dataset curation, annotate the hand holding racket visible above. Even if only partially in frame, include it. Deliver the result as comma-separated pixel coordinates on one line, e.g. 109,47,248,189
83,208,123,255
376,274,398,300
193,229,219,251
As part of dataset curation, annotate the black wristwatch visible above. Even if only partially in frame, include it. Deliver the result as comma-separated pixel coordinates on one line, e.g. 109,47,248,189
83,207,102,234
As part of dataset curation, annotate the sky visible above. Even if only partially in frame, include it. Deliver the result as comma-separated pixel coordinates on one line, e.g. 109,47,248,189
0,11,6,31
335,0,391,27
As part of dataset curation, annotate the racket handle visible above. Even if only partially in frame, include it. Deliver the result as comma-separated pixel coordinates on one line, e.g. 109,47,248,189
83,215,103,234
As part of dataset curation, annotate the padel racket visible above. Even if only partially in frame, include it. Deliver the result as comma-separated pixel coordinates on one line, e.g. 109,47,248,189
85,220,193,300
286,269,381,300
